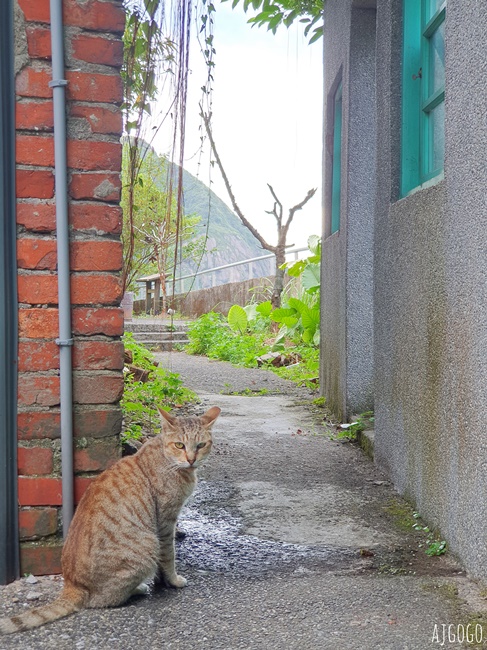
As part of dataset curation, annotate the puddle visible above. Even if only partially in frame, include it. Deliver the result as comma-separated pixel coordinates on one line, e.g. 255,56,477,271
175,481,358,575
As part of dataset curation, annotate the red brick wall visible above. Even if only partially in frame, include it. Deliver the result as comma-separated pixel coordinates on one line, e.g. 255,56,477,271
15,0,126,575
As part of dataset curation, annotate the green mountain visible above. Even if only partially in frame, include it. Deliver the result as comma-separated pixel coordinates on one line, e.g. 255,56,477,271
177,165,274,288
129,139,274,289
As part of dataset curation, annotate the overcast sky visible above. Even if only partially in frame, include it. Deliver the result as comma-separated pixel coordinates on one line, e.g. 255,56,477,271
153,1,323,251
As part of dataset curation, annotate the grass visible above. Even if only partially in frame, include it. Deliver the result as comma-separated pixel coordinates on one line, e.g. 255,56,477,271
185,311,320,389
331,410,374,441
122,332,197,443
220,385,270,396
384,497,448,557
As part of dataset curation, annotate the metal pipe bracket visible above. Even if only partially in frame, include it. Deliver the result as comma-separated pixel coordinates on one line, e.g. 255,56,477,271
55,338,74,346
48,79,68,88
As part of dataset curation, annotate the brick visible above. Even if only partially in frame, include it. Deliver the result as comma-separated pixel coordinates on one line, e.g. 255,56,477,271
17,0,125,32
73,373,124,405
18,477,96,506
64,0,126,32
74,407,122,439
18,239,122,272
72,34,123,67
20,543,63,576
72,307,124,336
67,140,121,172
18,341,59,372
18,308,59,338
18,374,60,407
17,135,55,167
16,169,54,199
74,476,96,503
66,71,123,103
18,411,61,440
18,447,54,476
71,274,122,305
16,66,52,99
16,100,54,131
17,238,57,270
16,0,50,23
71,240,122,272
69,172,121,202
19,507,59,540
16,66,123,104
73,340,124,371
18,477,62,506
70,203,122,234
17,202,56,232
17,274,58,304
70,104,122,136
74,436,120,472
18,273,121,306
26,25,52,59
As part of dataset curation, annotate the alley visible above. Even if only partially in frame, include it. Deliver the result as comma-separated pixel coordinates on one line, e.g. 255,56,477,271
1,352,485,649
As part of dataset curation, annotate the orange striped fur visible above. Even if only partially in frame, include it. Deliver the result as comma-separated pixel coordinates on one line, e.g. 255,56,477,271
0,406,221,635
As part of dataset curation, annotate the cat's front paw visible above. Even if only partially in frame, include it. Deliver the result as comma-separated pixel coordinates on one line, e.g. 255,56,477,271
168,574,187,589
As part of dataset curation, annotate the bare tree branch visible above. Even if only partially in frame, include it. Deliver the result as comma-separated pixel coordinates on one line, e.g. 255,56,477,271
285,187,317,229
265,202,280,226
201,107,317,308
267,184,284,228
201,109,276,254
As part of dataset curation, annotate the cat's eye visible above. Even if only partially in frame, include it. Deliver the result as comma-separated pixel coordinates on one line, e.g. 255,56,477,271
174,442,185,449
196,442,206,449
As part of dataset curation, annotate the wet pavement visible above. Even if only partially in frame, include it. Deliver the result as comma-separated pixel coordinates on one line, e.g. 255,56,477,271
1,352,487,649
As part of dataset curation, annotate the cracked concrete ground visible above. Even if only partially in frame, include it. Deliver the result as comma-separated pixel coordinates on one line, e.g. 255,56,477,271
1,352,486,649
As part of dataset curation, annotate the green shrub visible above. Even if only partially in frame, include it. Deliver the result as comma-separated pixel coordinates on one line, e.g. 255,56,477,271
184,234,323,388
227,304,248,334
186,310,320,387
186,311,268,366
122,333,196,442
185,312,225,356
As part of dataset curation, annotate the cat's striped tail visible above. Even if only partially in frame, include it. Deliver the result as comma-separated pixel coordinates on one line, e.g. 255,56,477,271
0,586,86,635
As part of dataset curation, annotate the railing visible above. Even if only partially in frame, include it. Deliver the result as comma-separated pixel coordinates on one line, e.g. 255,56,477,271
137,247,309,302
170,247,308,293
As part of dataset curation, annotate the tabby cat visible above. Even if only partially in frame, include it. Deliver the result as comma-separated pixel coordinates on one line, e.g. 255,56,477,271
0,406,221,635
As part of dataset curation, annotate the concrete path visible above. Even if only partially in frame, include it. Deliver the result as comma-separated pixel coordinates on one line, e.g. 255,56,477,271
1,352,486,649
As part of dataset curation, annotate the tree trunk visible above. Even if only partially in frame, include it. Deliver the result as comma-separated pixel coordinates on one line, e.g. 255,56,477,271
271,245,287,309
201,110,316,310
158,250,167,315
160,279,167,315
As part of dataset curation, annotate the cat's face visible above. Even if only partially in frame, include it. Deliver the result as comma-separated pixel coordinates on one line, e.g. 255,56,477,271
159,407,220,469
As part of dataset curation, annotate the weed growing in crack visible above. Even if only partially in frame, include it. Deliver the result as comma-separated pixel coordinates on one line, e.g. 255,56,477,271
413,512,448,556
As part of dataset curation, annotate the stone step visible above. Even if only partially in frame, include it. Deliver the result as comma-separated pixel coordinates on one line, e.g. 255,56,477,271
134,339,188,351
124,321,190,334
128,332,188,342
124,318,191,351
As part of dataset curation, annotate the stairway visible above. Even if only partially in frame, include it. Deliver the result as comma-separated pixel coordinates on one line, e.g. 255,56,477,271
124,318,190,351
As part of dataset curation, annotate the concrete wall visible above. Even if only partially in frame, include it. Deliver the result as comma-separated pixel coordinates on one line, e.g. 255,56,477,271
320,0,376,420
14,0,125,575
374,0,487,579
135,276,281,318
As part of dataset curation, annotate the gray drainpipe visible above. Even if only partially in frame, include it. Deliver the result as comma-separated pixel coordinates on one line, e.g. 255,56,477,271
0,0,20,585
49,0,74,536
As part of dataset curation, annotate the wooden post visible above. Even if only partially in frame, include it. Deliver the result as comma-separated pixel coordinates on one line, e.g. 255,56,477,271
154,279,161,314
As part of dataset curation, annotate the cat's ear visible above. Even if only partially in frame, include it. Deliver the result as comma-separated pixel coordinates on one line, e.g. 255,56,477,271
200,406,221,428
158,408,178,431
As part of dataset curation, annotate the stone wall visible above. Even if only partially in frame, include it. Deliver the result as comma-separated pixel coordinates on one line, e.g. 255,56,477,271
320,0,375,420
15,0,125,574
373,0,487,581
135,276,282,318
